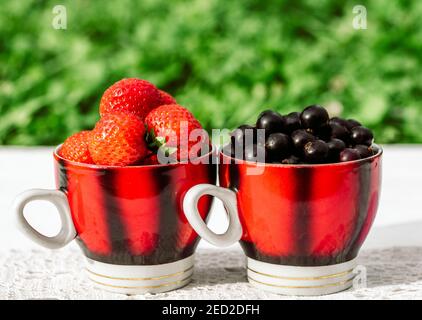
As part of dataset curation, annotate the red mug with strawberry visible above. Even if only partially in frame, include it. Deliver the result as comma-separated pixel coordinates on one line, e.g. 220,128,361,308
12,78,215,294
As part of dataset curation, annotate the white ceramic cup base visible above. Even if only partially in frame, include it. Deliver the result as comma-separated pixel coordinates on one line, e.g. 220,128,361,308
85,255,194,295
247,257,358,296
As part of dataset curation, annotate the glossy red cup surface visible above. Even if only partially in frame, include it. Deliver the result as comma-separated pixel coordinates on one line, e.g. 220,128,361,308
54,147,216,265
219,147,382,266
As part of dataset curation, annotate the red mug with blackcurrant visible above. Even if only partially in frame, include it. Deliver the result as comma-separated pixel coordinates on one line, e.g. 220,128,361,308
184,105,382,296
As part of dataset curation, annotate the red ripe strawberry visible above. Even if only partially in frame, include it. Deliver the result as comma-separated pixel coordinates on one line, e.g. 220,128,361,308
158,89,176,105
142,152,159,165
59,131,93,164
99,78,162,120
145,104,208,160
89,113,148,166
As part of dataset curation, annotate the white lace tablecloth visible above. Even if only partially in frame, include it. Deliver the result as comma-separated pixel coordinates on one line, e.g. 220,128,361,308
1,247,422,300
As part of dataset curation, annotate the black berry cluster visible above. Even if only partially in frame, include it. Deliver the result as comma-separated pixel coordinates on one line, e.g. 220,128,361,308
223,105,377,164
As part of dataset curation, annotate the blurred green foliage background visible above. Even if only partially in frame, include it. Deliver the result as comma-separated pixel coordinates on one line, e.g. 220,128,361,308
0,0,421,145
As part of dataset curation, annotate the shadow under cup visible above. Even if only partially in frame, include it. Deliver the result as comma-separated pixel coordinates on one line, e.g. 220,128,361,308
15,146,216,294
184,146,382,295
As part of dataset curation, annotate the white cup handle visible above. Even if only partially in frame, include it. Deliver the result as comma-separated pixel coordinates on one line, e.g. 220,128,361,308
12,189,77,249
183,184,242,247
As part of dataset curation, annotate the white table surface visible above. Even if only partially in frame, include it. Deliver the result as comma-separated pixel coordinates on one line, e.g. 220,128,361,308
1,145,422,252
1,145,422,300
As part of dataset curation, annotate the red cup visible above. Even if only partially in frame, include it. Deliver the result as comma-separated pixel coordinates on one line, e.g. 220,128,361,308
183,145,382,295
13,146,216,294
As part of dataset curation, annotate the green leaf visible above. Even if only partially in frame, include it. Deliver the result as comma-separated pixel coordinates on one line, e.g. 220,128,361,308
1,0,421,144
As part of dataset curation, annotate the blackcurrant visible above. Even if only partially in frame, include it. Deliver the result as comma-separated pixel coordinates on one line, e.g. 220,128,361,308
291,129,316,151
256,110,284,136
354,144,374,159
371,144,380,155
244,144,267,163
281,155,301,164
329,117,349,128
347,119,362,130
231,125,256,146
265,133,291,160
303,140,329,163
315,123,332,141
300,105,329,130
339,148,361,162
326,138,346,162
283,112,301,134
350,126,374,146
329,122,350,142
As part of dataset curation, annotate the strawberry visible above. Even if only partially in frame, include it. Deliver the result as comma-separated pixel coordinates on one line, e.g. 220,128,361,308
99,78,162,120
142,152,160,165
158,89,177,105
59,131,93,164
145,104,208,161
89,113,148,166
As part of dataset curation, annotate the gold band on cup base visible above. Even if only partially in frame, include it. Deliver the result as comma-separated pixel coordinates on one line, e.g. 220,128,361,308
246,257,358,296
85,255,194,295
